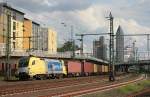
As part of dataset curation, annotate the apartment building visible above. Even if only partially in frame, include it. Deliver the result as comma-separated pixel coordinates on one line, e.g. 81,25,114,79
0,3,24,51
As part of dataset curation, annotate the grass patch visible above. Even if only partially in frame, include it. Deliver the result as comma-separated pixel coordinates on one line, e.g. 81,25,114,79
0,76,4,80
0,76,19,81
83,79,150,97
119,80,150,94
119,83,143,94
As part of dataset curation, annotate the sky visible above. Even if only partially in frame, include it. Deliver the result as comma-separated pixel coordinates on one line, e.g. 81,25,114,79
0,0,150,56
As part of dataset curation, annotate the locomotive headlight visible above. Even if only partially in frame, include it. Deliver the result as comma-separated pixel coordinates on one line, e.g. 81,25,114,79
15,70,19,77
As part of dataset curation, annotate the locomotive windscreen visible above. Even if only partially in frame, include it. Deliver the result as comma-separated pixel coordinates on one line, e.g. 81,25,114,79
18,57,29,67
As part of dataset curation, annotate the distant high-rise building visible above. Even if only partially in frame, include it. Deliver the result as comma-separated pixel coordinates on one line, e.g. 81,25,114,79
93,36,107,60
0,3,24,51
116,25,124,63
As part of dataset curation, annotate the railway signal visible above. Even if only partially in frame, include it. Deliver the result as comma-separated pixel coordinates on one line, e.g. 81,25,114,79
106,12,115,81
76,12,116,81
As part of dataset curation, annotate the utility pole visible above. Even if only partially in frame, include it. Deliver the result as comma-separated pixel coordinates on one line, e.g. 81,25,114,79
77,35,84,55
135,48,138,61
80,35,84,55
71,25,75,58
132,41,136,61
76,36,83,55
147,35,150,59
5,13,11,80
106,12,115,81
61,23,75,57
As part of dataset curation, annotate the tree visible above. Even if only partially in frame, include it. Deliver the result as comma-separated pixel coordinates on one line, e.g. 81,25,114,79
57,41,79,52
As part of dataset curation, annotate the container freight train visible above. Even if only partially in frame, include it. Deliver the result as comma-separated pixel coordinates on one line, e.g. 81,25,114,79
0,63,17,76
16,56,108,80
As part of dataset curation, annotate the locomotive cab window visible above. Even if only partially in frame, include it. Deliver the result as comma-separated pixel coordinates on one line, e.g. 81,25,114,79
18,57,29,67
32,60,35,65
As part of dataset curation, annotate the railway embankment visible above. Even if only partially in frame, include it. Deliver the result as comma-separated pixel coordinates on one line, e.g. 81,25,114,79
82,74,150,97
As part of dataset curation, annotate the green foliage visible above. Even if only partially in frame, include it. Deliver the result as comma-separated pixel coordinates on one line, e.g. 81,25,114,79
83,79,150,97
57,41,79,52
119,84,142,94
119,80,150,94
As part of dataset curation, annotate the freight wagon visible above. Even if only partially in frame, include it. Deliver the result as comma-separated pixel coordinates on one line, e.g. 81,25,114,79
84,62,94,76
0,63,17,76
93,64,109,75
67,61,82,77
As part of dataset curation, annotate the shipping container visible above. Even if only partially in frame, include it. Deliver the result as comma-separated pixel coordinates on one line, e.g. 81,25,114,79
97,65,102,72
2,63,5,71
0,63,5,71
84,62,94,73
102,65,105,72
94,64,98,73
0,63,2,71
104,65,108,72
68,61,81,73
11,64,17,70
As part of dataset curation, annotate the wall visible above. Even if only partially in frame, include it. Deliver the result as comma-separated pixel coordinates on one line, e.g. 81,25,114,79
23,18,32,50
48,28,57,53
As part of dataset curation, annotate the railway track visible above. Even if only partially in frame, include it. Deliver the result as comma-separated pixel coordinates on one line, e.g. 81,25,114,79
60,75,145,97
38,74,145,97
0,76,108,96
0,73,136,97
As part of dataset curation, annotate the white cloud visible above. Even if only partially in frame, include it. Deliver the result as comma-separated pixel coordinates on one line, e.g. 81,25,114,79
2,0,149,53
115,18,150,51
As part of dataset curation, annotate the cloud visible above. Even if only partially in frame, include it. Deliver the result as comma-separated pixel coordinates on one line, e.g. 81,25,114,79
6,0,93,13
0,0,149,54
115,18,150,51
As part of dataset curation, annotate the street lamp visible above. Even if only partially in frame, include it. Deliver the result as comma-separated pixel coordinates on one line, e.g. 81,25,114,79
77,38,83,55
61,22,75,58
132,40,136,62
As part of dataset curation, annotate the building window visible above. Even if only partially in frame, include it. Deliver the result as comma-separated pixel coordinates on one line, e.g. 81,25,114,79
13,12,16,20
17,23,19,28
32,60,35,65
13,32,15,40
13,22,16,30
13,42,16,49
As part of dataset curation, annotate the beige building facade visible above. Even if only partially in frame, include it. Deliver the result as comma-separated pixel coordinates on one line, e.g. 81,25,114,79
48,28,57,53
0,3,24,51
23,18,32,51
0,3,57,54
